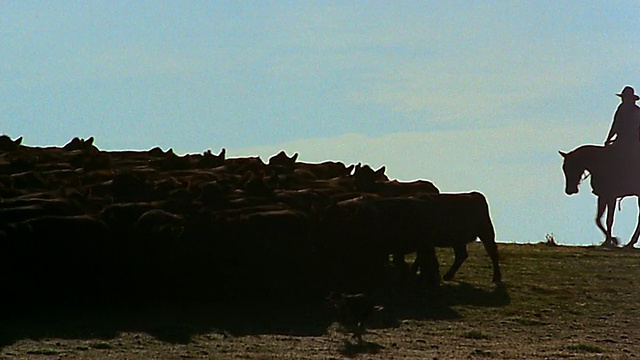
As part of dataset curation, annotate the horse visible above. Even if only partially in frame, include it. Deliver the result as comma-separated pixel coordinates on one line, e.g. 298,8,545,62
559,144,640,249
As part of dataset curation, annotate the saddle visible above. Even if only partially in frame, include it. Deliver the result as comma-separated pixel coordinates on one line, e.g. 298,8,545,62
600,141,640,195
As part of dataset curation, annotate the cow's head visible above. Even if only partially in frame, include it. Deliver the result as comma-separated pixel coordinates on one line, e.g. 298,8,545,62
352,163,388,191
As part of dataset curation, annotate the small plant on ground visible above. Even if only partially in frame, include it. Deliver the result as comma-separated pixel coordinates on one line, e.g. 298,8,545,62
543,233,558,246
26,349,60,355
567,343,604,353
464,330,490,340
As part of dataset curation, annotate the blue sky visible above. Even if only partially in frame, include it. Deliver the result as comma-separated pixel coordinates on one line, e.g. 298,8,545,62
2,1,640,246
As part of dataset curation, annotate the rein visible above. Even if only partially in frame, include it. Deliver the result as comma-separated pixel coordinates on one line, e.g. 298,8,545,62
579,171,590,184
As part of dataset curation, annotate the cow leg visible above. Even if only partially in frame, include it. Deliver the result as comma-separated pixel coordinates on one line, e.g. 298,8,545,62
410,254,420,274
391,251,414,281
392,252,407,268
476,220,502,284
416,246,440,288
481,239,502,284
442,245,468,281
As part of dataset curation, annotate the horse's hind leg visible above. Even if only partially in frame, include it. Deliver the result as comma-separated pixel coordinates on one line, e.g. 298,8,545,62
624,197,640,249
595,197,607,237
606,198,619,245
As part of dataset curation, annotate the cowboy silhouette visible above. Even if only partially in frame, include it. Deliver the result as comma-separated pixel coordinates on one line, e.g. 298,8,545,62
603,86,640,182
605,86,640,148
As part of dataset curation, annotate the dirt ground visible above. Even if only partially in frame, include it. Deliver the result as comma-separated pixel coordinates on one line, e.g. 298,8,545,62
2,242,640,359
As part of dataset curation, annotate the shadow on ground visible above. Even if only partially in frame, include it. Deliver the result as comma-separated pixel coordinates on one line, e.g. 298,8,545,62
365,280,510,329
0,281,510,348
338,339,386,357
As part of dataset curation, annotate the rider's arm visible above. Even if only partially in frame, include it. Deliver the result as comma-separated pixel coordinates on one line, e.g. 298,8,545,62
605,126,616,145
605,109,620,145
605,129,615,145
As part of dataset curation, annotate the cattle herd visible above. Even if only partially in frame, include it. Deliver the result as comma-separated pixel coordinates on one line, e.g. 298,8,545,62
0,135,501,304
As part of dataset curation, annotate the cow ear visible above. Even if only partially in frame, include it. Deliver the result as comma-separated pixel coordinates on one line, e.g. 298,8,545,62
558,151,567,158
292,153,299,162
15,136,23,145
376,166,386,175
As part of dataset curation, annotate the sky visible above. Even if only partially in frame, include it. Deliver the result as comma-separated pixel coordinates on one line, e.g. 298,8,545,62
2,1,640,246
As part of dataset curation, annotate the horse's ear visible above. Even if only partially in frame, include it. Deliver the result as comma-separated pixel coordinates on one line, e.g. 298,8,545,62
558,151,567,158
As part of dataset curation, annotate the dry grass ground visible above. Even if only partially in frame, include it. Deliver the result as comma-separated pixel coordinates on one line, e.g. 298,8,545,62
2,242,640,359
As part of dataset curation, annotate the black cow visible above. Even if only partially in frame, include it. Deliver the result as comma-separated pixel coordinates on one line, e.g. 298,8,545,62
63,136,96,151
336,192,500,287
268,150,298,169
313,195,382,289
295,161,355,181
195,148,226,168
412,192,501,284
3,214,111,289
351,163,389,192
352,163,439,197
0,135,23,152
365,196,441,286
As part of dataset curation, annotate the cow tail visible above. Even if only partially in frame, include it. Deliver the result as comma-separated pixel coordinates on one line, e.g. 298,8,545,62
475,192,502,283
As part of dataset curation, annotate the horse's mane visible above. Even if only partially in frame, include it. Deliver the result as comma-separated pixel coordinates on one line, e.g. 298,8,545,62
567,144,605,154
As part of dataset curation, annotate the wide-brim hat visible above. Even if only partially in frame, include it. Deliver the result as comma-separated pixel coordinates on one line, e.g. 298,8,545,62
616,86,639,101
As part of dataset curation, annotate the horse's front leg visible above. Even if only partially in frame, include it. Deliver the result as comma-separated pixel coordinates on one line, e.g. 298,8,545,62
605,198,619,246
597,197,617,247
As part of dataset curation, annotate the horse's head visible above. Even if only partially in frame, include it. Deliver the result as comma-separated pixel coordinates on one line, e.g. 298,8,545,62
559,150,583,195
